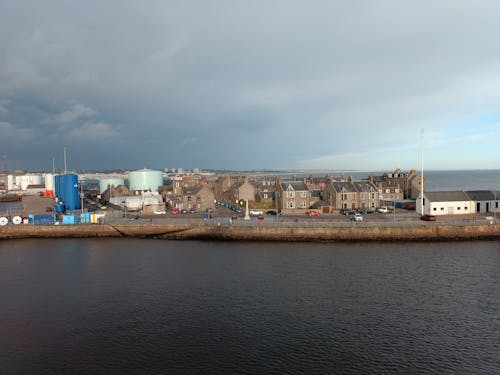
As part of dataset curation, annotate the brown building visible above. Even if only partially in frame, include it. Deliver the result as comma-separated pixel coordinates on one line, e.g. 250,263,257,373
367,169,424,199
181,185,215,211
276,180,311,214
324,178,380,211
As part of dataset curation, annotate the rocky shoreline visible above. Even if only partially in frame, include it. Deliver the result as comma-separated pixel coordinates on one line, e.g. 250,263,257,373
1,222,500,241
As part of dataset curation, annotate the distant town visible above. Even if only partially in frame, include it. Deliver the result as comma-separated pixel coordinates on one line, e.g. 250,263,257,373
0,167,499,227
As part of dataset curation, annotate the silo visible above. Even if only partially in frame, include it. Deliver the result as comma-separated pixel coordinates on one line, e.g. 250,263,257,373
44,173,55,197
128,168,162,192
99,177,125,193
63,174,80,211
20,174,43,190
7,175,14,191
55,175,62,201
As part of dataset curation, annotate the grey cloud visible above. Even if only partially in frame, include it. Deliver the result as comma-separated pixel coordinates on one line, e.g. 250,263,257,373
1,1,500,170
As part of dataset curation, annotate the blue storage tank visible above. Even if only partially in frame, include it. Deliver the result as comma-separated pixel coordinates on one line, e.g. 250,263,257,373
55,174,60,200
62,174,80,211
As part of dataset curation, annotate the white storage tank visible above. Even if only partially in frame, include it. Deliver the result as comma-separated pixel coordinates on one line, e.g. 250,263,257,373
128,168,162,192
99,177,125,193
7,175,15,190
44,173,55,191
19,174,44,190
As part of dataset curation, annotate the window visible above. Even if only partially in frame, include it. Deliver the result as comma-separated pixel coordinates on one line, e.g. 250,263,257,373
342,194,347,201
433,208,437,211
300,201,307,208
263,193,268,199
385,189,390,194
371,193,375,199
360,193,365,200
441,207,444,211
371,202,375,208
301,191,307,198
287,191,295,198
287,201,295,209
395,188,400,193
465,207,468,210
457,207,461,210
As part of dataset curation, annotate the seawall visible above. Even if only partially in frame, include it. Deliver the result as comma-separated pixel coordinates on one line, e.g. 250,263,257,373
1,223,500,241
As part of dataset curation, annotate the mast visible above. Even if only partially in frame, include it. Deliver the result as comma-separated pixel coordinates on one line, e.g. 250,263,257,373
420,129,424,215
64,146,67,175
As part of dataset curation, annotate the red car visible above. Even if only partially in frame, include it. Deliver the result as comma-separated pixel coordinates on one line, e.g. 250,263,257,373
170,208,180,215
420,214,436,221
306,211,320,217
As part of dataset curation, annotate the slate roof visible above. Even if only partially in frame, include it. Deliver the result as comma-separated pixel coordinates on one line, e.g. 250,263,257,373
353,181,378,192
465,190,495,201
425,191,471,202
280,181,309,191
183,186,202,195
331,181,357,193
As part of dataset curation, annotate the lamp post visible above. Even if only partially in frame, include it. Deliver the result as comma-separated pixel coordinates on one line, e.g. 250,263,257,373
244,200,250,220
80,182,84,215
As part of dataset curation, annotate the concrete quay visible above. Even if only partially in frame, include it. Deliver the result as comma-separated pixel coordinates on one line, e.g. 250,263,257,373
1,221,500,241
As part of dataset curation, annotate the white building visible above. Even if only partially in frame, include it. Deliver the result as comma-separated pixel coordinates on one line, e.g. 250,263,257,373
418,191,475,216
110,192,163,211
465,191,499,214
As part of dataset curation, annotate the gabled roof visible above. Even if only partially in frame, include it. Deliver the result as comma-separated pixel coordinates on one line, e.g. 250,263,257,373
353,181,378,192
331,181,357,193
425,191,471,202
465,190,495,201
183,186,202,195
280,181,309,191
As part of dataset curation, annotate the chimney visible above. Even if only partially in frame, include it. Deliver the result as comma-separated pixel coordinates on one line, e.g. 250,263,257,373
348,175,353,183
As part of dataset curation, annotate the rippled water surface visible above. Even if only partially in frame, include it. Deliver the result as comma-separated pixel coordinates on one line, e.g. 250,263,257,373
1,239,499,374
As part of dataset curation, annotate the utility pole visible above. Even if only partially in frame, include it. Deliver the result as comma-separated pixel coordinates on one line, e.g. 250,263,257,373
1,155,7,173
63,146,67,175
420,129,424,217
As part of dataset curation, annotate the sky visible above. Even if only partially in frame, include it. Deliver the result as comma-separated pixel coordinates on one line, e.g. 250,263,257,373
1,0,500,172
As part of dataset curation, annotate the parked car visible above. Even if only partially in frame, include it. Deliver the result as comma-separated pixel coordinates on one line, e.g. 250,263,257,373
377,206,388,213
170,208,180,215
188,208,196,214
306,211,320,217
420,214,436,221
250,209,264,216
153,210,166,215
266,210,278,215
343,210,356,216
351,213,363,222
361,209,375,214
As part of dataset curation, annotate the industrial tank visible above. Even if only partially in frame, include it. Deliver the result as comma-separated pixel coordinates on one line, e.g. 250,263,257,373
7,175,14,191
62,174,80,211
44,173,55,197
99,177,125,193
55,175,63,201
128,169,162,192
17,174,44,190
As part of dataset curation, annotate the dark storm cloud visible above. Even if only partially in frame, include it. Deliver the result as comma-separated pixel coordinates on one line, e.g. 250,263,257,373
1,0,500,171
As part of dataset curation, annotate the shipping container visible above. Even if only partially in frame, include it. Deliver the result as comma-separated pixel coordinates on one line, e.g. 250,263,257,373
33,214,55,225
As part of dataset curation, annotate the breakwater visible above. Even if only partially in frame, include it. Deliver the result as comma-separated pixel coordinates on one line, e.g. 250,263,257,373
1,222,500,241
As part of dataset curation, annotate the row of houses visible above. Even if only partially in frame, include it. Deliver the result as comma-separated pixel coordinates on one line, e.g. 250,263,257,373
100,168,498,216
